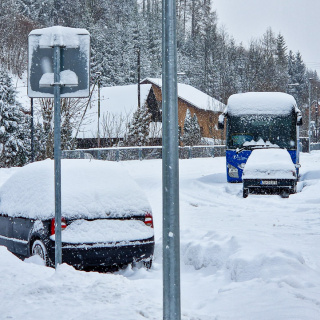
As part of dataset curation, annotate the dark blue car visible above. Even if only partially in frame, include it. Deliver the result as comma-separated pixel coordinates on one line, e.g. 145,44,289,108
0,159,154,270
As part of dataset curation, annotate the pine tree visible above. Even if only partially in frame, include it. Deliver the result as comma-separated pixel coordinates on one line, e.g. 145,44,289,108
33,122,47,161
0,69,30,167
126,105,151,146
288,51,308,107
275,33,289,91
182,109,201,146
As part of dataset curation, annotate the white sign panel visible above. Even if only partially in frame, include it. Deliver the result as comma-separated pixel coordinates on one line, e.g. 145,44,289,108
28,26,90,98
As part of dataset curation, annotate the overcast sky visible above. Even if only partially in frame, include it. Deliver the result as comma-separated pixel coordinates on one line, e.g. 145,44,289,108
213,0,320,75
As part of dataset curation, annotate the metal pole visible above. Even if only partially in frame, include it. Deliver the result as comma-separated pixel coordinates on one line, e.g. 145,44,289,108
53,45,62,268
316,88,318,143
162,0,181,319
30,98,34,162
138,48,141,109
308,80,312,152
97,74,101,148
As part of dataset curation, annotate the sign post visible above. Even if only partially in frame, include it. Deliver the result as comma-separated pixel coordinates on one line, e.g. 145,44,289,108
53,44,62,267
162,0,181,319
28,26,90,268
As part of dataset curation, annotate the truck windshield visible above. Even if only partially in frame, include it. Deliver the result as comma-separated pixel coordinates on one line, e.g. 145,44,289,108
227,114,296,149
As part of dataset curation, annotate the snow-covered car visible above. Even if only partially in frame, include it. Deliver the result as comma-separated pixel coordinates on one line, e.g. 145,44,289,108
0,159,154,270
242,148,298,198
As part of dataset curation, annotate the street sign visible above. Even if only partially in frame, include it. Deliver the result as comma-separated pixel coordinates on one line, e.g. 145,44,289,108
28,26,90,98
28,26,90,268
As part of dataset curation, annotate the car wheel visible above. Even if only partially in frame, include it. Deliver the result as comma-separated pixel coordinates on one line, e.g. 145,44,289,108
243,188,249,198
31,239,48,266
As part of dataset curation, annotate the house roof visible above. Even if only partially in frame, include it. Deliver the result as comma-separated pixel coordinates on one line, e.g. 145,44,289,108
77,84,152,139
142,78,225,112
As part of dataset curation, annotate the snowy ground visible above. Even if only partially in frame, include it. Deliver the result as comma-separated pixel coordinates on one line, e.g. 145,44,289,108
1,152,320,319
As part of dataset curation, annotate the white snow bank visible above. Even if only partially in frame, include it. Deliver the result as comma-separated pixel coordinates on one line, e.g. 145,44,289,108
182,231,239,270
50,219,154,244
0,159,151,219
243,148,296,179
227,92,297,115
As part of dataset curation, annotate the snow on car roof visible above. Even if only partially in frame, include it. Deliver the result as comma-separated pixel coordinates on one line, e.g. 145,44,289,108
243,148,296,180
227,92,297,116
0,159,151,220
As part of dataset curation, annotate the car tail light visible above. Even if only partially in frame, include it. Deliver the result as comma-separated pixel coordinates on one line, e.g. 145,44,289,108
51,217,67,235
144,212,154,228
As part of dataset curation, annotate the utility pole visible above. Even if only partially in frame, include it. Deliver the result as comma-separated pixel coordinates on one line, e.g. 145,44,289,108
316,87,318,142
137,48,141,109
308,79,313,152
97,72,101,148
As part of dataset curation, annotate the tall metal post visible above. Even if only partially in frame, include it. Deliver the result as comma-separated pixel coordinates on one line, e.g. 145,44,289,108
162,0,181,319
30,98,34,162
308,79,312,152
97,74,101,148
137,48,141,109
53,45,62,268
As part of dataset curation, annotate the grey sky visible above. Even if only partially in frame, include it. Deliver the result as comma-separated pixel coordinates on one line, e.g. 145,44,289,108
213,0,320,74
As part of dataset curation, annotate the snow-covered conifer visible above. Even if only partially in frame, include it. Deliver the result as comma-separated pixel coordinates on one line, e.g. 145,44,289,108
0,69,30,167
126,105,151,146
182,109,201,146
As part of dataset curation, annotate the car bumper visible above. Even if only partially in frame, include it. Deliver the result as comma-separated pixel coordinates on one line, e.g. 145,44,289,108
46,237,155,269
243,178,296,194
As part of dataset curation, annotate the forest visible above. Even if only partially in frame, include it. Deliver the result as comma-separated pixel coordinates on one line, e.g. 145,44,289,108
0,0,319,166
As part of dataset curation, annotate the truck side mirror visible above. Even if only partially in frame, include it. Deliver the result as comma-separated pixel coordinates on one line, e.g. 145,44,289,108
297,116,302,126
218,114,225,130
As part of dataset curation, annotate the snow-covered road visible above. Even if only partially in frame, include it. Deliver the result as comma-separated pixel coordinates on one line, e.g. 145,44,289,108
1,152,320,319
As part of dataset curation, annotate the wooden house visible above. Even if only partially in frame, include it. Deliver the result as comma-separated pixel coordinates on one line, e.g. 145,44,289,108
141,78,225,144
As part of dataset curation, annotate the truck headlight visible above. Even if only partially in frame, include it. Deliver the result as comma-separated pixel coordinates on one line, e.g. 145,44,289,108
228,165,239,178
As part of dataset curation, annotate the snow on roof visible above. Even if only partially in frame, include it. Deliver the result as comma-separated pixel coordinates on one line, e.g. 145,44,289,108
227,92,297,116
0,159,151,220
243,148,296,180
143,78,225,112
29,26,89,48
77,84,152,139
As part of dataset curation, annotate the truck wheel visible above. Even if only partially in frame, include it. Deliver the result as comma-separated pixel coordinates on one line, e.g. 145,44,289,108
280,190,290,198
243,188,249,198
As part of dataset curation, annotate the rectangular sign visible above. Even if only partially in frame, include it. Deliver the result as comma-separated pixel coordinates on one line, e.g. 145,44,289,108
28,27,90,98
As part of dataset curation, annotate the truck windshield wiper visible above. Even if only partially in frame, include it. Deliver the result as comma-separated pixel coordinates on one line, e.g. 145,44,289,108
236,144,278,153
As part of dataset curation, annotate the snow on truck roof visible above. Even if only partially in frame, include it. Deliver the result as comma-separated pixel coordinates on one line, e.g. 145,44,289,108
0,159,151,220
227,92,298,116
